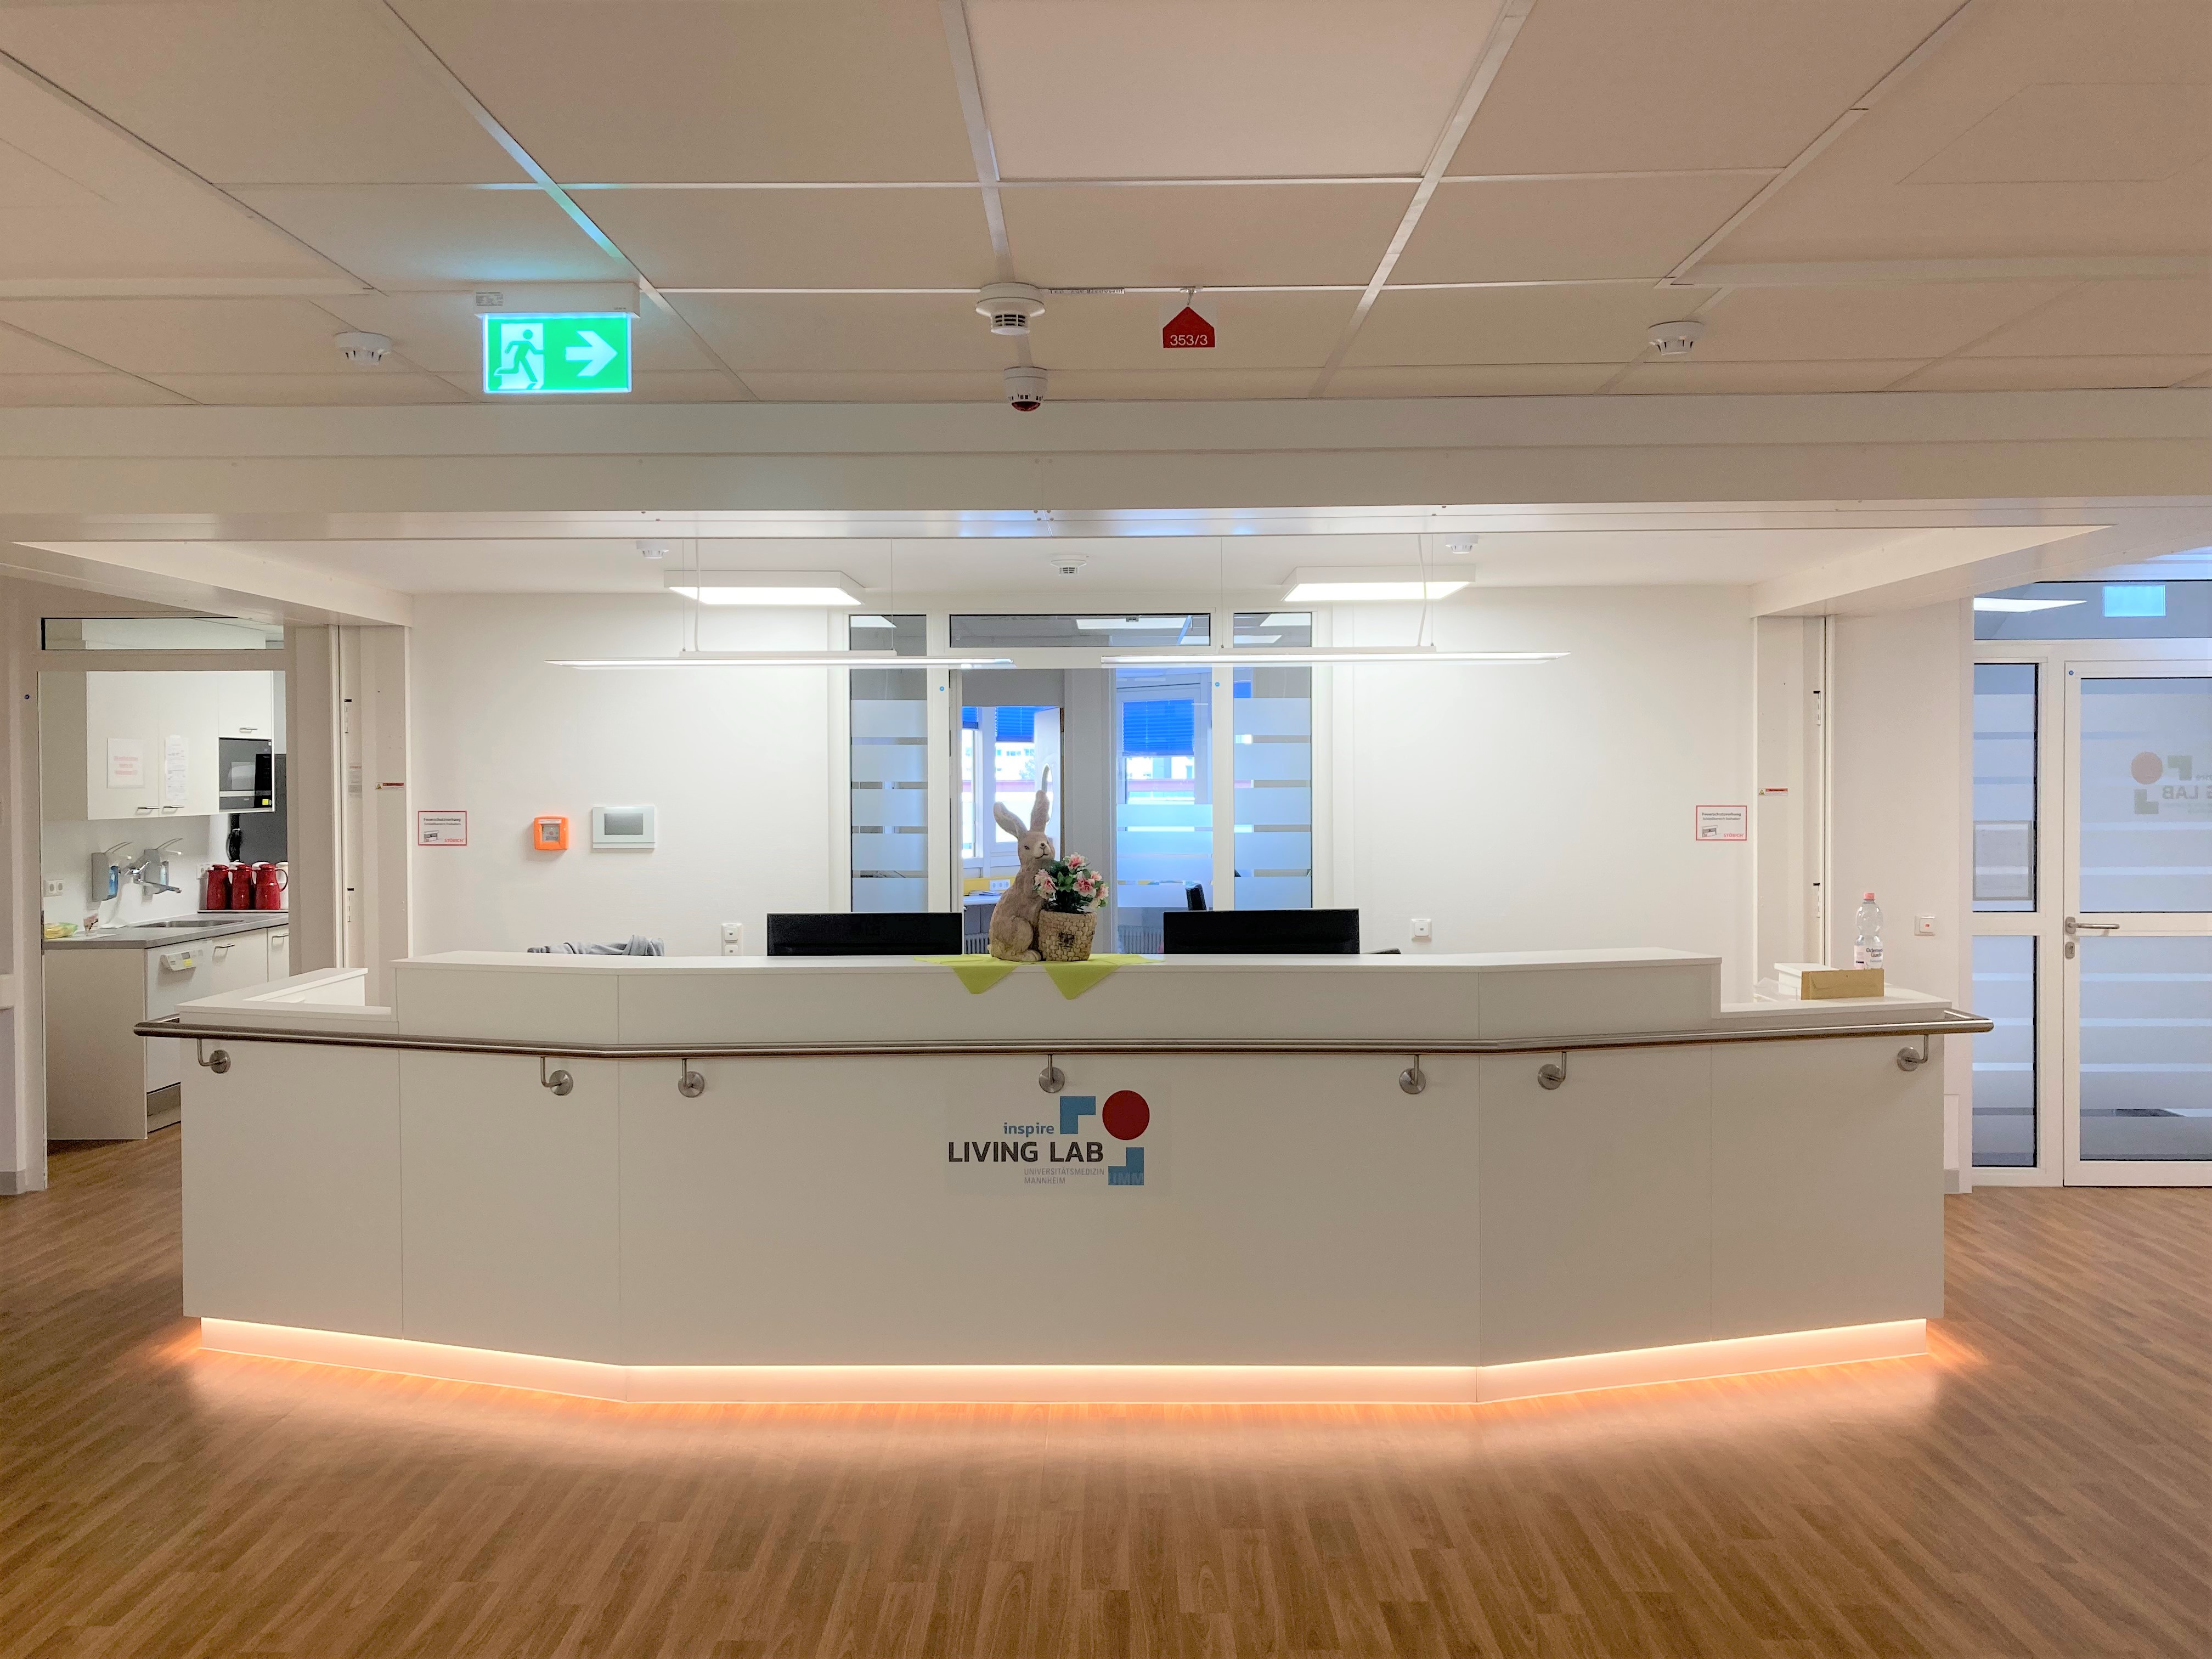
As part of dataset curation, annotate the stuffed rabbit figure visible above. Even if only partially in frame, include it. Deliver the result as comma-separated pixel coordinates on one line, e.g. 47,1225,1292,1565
986,766,1054,962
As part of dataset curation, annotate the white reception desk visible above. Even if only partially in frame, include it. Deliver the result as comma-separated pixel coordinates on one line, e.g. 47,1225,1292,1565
162,949,1985,1404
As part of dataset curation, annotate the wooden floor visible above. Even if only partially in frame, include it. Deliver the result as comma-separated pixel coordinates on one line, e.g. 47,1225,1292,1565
1,1138,2205,1659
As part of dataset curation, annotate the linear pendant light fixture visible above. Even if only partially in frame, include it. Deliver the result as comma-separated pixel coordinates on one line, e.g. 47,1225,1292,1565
554,650,1014,669
1101,646,1564,665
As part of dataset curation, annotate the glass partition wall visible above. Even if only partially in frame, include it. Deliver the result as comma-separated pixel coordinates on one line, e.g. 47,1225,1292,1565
844,610,1321,944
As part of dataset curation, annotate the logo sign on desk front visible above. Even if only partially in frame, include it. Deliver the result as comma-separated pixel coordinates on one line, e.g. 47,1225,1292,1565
481,312,633,394
946,1087,1162,1193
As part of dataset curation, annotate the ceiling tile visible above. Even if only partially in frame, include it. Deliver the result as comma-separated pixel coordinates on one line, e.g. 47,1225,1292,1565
735,371,1006,402
1708,3,2212,262
1027,292,1356,372
1003,184,1408,287
1322,364,1618,397
1396,176,1766,283
1613,359,1928,394
0,298,398,375
0,373,184,407
144,372,469,405
1903,354,2212,391
393,1,977,182
584,189,997,289
1046,369,1316,400
1962,280,2212,358
969,1,1504,178
664,294,1009,373
0,66,331,280
1907,83,2211,184
323,290,710,376
0,1,526,185
1346,286,1718,367
228,188,628,286
1452,0,1961,173
1693,283,2076,362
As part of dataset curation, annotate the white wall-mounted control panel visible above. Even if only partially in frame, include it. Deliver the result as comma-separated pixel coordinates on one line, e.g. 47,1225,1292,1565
590,804,657,849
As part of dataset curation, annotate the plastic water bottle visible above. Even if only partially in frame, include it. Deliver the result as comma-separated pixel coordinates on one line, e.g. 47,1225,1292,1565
1853,893,1885,970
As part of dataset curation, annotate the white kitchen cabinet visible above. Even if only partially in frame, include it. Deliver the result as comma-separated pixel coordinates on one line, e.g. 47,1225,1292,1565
217,672,278,740
41,670,221,822
46,924,284,1140
267,926,290,980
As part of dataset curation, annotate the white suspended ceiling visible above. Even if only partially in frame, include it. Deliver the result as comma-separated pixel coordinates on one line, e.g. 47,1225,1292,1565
0,0,2194,407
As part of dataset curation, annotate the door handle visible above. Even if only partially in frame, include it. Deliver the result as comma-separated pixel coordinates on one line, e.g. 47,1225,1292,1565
2063,916,2120,958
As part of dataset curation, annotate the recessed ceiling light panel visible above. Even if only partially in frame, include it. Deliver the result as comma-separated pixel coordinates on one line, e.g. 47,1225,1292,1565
664,569,864,606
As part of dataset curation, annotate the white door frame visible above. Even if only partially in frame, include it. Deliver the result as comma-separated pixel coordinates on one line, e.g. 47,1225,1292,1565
1971,639,2209,1186
2059,656,2212,1187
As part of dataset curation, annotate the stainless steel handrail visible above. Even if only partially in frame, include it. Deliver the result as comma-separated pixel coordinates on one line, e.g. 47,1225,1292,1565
137,1007,1994,1062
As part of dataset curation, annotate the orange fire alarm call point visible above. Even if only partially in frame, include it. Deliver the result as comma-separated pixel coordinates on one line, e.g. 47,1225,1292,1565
532,815,569,851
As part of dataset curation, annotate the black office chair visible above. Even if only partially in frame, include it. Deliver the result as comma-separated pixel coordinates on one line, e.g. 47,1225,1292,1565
1159,909,1360,955
765,913,963,956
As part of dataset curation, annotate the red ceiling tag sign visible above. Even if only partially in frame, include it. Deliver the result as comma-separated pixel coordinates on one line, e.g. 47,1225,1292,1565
1161,304,1215,349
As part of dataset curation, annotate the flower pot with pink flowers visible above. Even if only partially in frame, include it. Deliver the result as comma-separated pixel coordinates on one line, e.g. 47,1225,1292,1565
1032,852,1104,961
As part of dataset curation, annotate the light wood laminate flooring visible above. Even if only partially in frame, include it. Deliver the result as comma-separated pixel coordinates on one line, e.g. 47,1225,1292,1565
1,1134,2205,1658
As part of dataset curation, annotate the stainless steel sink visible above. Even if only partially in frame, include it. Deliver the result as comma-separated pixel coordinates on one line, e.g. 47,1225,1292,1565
133,919,229,929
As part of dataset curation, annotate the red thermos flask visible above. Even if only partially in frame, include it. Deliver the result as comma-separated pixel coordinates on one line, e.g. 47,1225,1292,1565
252,863,287,910
227,863,257,910
200,864,233,910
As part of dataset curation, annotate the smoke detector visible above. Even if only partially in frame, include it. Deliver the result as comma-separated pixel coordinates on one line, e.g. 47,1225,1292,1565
1440,534,1477,556
636,540,670,561
977,281,1045,337
1051,553,1089,578
1647,319,1706,358
333,330,391,366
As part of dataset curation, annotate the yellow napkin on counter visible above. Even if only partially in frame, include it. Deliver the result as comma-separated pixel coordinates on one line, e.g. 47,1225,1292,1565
917,953,1148,1000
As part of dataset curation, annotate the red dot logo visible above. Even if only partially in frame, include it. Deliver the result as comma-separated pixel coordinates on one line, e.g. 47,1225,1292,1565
1101,1090,1150,1141
2131,751,2165,785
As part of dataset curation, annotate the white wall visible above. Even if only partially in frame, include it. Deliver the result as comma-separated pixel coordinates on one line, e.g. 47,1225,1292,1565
1826,600,1972,1180
408,595,839,957
1333,587,1759,1000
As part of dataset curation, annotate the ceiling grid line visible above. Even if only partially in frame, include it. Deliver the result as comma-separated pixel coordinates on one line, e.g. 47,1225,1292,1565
1875,280,2091,392
358,0,760,402
0,316,203,404
1659,0,1984,285
1307,0,1539,396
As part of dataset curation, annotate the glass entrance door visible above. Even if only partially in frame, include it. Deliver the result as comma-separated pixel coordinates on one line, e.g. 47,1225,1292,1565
2061,662,2212,1185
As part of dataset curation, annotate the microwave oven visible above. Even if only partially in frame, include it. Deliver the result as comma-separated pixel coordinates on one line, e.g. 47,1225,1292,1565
218,736,274,812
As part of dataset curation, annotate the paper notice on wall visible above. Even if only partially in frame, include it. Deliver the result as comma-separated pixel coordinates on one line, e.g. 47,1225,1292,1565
1695,804,1748,842
415,810,468,847
162,735,189,806
105,738,143,789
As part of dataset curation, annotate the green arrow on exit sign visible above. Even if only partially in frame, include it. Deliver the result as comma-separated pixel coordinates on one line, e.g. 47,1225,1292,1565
481,312,633,394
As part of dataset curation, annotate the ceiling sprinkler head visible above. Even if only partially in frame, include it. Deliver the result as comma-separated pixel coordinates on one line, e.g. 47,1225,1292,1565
636,540,670,560
977,281,1045,337
1648,319,1706,358
333,330,390,366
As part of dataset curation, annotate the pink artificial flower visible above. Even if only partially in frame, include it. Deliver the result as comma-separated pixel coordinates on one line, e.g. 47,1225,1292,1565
1066,853,1087,868
1034,871,1055,897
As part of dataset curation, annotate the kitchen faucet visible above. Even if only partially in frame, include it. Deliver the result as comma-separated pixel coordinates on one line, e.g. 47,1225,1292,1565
128,840,184,895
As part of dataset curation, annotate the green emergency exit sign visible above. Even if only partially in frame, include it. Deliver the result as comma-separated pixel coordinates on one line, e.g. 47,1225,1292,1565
481,312,633,394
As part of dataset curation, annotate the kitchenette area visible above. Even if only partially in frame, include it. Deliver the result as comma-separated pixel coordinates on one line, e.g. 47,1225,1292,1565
40,660,289,1139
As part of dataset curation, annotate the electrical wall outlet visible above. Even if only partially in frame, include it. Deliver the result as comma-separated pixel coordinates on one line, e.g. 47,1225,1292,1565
1914,915,1937,937
1410,917,1434,943
42,878,63,898
720,921,743,956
